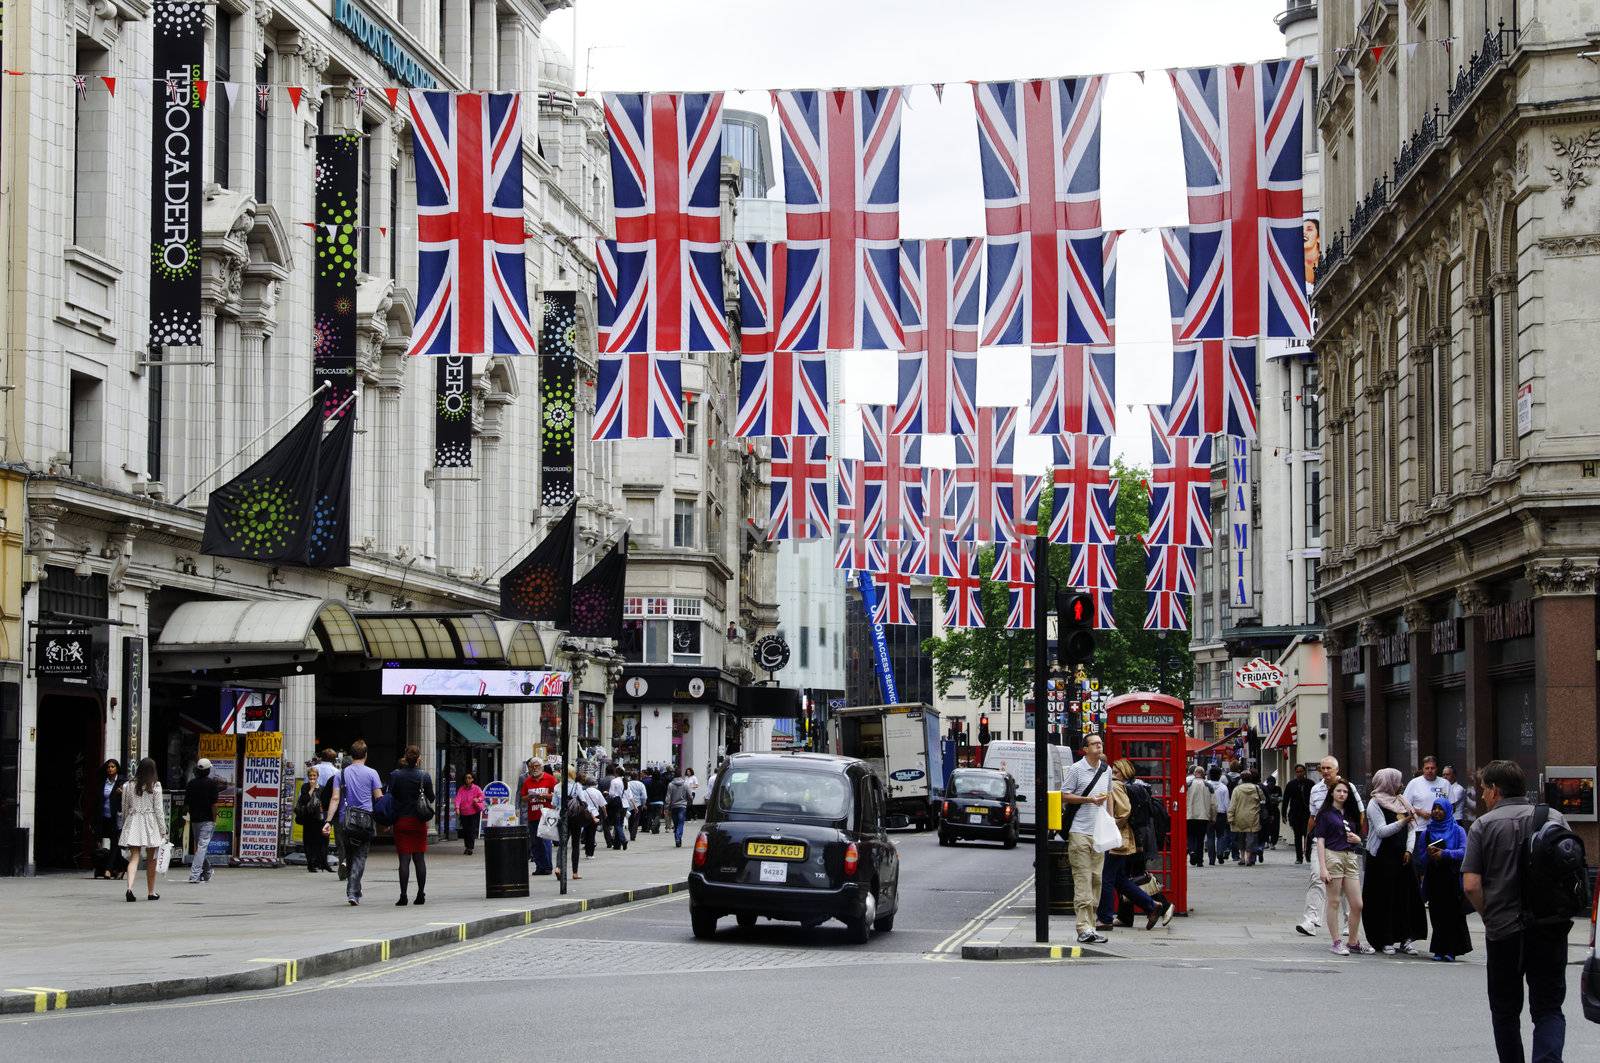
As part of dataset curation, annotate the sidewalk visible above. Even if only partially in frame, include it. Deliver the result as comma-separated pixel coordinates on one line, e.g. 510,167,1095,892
960,849,1593,961
0,828,691,1013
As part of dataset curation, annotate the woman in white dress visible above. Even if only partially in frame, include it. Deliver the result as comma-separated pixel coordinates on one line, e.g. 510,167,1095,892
120,757,169,902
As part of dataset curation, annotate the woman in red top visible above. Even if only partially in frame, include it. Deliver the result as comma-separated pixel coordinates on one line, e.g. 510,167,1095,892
389,745,436,905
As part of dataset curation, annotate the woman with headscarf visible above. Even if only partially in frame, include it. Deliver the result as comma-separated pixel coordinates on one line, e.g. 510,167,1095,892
1362,767,1427,954
1417,795,1472,961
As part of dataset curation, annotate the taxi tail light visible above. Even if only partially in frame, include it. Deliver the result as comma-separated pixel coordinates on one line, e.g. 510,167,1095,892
942,800,952,817
692,832,709,869
843,842,860,878
1002,804,1013,820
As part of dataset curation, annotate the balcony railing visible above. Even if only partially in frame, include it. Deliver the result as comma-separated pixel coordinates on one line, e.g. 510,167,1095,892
1393,106,1442,186
1319,229,1346,278
1447,21,1519,115
1350,175,1390,236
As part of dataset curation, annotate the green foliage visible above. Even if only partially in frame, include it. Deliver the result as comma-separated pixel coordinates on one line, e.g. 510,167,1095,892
922,459,1194,705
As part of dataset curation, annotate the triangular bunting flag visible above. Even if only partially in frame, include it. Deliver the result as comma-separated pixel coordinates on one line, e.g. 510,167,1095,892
287,85,304,111
326,223,339,241
257,84,271,108
223,80,240,109
932,83,945,101
101,76,117,96
1404,43,1420,58
1371,45,1386,62
165,77,180,103
301,410,355,568
1135,70,1147,83
200,405,324,562
378,226,388,237
73,75,86,98
383,86,400,110
567,533,629,637
499,505,576,625
196,79,208,105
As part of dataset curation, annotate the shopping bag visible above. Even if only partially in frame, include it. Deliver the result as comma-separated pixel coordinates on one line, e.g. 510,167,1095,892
155,840,174,875
536,810,560,841
1092,804,1122,853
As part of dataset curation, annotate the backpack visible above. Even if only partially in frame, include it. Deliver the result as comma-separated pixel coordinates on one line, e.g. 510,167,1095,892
566,791,590,826
1127,780,1153,833
1521,805,1590,926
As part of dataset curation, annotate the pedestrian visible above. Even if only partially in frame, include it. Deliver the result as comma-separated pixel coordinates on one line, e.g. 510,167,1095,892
518,758,556,876
1185,763,1214,868
312,749,342,876
1262,771,1283,849
1061,733,1112,945
324,739,383,906
1099,759,1174,931
1207,765,1232,865
627,771,648,841
1295,756,1364,937
561,774,599,880
388,745,435,906
296,766,329,872
91,758,125,880
1464,759,1572,1063
1442,765,1466,812
645,767,669,834
184,758,228,884
606,767,629,851
1227,769,1265,866
1282,763,1314,863
120,758,168,902
454,771,485,855
1362,767,1426,955
581,774,607,857
684,768,701,820
665,769,691,847
1403,755,1451,833
1418,796,1471,962
1314,779,1369,956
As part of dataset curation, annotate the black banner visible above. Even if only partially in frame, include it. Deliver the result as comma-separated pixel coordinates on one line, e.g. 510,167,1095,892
568,534,628,638
149,0,205,348
303,409,354,568
539,292,578,506
314,134,358,419
201,406,322,561
499,504,575,626
434,355,472,467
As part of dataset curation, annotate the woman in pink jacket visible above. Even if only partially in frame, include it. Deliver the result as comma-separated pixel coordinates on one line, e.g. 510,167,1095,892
454,772,486,855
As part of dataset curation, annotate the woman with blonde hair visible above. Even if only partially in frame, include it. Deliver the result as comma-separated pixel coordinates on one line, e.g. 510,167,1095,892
1098,759,1174,931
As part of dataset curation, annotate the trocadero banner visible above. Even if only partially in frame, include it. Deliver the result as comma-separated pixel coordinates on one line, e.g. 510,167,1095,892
434,355,472,468
539,292,578,506
313,134,359,419
149,0,205,348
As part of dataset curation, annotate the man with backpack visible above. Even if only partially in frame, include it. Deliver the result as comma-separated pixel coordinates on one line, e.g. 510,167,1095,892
1464,759,1587,1063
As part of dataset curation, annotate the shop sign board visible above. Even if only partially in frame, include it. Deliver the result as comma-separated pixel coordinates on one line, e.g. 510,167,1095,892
239,731,283,865
483,781,515,827
1234,658,1285,690
380,668,568,699
36,628,94,682
198,733,237,862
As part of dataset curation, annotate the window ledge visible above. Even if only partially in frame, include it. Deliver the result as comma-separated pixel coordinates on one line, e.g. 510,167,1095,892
55,244,124,345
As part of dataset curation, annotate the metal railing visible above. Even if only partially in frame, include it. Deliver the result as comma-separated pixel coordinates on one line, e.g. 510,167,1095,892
1393,106,1442,186
1319,229,1346,278
1349,175,1391,236
1447,21,1520,115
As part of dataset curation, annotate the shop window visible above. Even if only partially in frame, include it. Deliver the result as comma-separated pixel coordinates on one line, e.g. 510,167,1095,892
1344,704,1367,782
1435,687,1468,778
1385,693,1415,773
1492,677,1537,781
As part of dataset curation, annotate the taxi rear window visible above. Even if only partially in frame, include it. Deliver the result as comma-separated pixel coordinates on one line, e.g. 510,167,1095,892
711,767,851,823
950,772,1007,799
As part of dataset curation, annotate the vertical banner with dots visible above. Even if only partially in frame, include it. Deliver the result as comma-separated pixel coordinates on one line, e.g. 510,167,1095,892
538,291,578,507
434,355,472,468
313,135,359,419
149,0,205,348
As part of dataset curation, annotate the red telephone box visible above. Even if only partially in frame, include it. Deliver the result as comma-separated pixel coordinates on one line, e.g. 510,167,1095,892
1104,692,1190,916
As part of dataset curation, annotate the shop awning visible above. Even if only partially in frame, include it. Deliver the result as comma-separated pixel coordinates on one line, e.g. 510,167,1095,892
437,709,500,746
154,599,367,676
1265,708,1297,749
355,612,505,663
497,621,549,668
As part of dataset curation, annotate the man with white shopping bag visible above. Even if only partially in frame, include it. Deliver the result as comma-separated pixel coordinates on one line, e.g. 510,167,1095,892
1061,733,1114,945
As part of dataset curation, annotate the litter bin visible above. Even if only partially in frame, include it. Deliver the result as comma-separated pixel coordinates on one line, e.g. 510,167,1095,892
483,825,530,898
1048,836,1074,913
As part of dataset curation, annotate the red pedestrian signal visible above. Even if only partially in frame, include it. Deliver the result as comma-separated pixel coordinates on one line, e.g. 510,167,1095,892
1056,591,1096,668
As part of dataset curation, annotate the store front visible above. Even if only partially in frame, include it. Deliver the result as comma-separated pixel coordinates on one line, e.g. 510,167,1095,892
613,665,739,779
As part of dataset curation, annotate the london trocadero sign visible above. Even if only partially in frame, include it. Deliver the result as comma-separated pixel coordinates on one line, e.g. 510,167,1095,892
150,0,204,349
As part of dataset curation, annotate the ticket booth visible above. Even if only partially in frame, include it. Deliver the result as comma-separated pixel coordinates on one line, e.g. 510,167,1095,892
1104,692,1190,915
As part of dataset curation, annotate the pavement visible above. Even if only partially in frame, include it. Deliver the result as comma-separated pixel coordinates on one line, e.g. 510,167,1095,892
4,832,1597,1061
0,825,692,1013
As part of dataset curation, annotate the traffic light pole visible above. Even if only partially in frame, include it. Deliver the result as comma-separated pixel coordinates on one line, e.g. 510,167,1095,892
1031,526,1051,944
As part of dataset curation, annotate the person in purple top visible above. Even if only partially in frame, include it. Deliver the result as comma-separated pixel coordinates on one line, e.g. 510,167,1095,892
324,740,383,906
1315,780,1370,956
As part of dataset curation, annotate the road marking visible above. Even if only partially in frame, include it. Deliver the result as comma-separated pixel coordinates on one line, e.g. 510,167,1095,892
928,874,1033,957
348,939,391,962
5,988,68,1013
249,959,298,986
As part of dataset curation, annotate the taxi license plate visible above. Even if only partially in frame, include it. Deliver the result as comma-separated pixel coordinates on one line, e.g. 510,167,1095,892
746,841,805,860
966,807,989,816
759,861,788,884
968,813,987,824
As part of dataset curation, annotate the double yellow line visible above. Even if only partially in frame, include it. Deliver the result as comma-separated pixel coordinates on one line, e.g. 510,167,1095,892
927,875,1032,958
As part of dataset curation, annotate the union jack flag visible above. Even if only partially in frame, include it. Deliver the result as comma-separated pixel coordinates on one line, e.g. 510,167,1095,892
735,241,823,354
1147,411,1214,547
973,76,1110,347
1169,60,1310,340
861,404,925,541
921,467,967,564
768,436,831,541
953,407,1016,543
992,536,1035,583
1145,543,1198,595
600,92,730,353
1145,590,1189,631
871,541,926,626
775,88,906,351
1028,345,1116,437
1067,542,1119,592
1164,340,1259,439
1007,473,1043,540
893,238,982,437
834,458,885,572
734,243,829,437
408,92,539,356
940,541,986,630
592,351,685,439
1049,434,1116,546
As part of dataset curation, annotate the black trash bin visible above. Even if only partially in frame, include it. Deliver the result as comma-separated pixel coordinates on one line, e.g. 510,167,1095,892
1048,837,1075,913
483,825,530,898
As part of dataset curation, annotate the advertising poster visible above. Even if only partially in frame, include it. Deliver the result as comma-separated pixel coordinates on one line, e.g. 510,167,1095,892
197,733,237,862
149,0,205,348
239,732,284,864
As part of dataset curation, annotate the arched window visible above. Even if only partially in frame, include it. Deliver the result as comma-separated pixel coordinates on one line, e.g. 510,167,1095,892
1433,261,1454,497
1411,288,1434,503
1495,202,1520,463
1471,230,1494,476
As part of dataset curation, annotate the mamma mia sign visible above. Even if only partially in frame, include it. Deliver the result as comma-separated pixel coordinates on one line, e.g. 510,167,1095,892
332,0,441,89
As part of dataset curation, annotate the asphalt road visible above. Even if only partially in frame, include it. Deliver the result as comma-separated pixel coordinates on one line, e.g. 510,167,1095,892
6,831,1598,1060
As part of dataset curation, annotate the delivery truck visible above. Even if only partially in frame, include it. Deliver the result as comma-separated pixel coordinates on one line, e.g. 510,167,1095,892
826,703,945,830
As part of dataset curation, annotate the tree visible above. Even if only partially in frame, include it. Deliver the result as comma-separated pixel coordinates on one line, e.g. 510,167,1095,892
922,459,1194,705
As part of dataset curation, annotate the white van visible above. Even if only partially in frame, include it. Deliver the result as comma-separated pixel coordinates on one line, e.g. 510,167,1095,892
979,741,1074,831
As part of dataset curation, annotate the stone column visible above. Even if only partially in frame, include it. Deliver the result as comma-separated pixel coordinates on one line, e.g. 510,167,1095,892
1458,582,1494,770
375,352,404,553
1527,559,1598,852
1360,617,1383,777
471,0,499,89
1405,601,1436,764
282,673,318,768
1427,326,1453,500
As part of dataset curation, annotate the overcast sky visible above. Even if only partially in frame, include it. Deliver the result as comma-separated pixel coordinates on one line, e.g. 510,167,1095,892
547,0,1290,467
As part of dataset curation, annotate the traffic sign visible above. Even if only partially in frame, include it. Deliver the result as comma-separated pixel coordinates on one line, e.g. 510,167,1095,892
1234,657,1287,690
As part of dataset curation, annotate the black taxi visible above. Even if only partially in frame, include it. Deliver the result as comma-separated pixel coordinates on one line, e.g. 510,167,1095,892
688,752,902,944
937,767,1018,848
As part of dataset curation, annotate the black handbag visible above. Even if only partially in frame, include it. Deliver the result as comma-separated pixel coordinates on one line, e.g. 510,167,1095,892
414,791,436,822
340,769,377,843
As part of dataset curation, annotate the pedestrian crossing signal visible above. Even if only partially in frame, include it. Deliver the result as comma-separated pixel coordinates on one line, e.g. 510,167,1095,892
1056,591,1096,668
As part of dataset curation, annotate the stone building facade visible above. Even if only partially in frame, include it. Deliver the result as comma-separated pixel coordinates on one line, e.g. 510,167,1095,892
1311,0,1599,851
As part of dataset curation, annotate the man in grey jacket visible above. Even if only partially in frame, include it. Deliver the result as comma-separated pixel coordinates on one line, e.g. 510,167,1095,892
665,770,692,847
